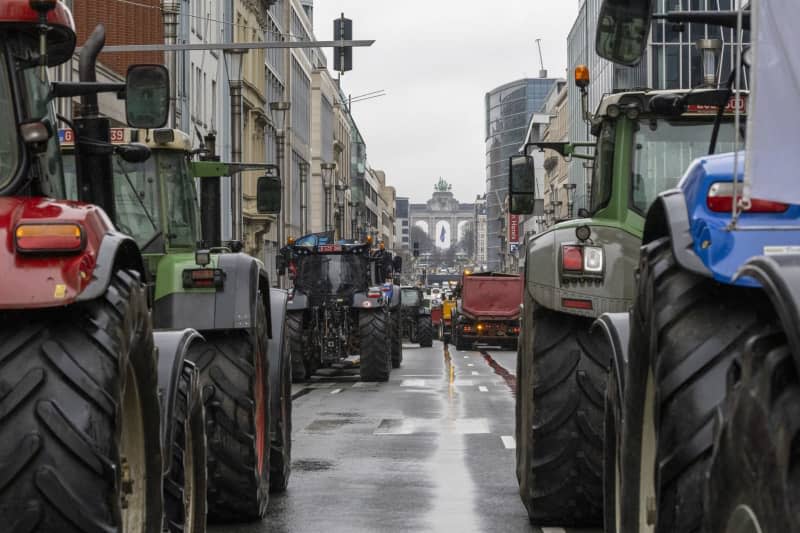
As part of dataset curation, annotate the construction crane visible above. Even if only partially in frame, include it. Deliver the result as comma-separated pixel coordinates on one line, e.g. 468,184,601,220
535,38,547,78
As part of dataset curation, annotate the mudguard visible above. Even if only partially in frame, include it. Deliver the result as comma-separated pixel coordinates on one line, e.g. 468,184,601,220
286,291,309,311
153,252,271,337
267,288,289,437
76,230,147,302
734,254,800,365
154,328,205,475
643,191,711,277
592,312,631,394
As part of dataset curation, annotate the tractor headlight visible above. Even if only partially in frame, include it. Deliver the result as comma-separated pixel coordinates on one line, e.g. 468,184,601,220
583,246,604,273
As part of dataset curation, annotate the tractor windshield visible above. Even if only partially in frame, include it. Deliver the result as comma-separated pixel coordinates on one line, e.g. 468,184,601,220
401,289,421,306
295,253,368,297
0,46,20,192
159,151,199,248
630,119,738,214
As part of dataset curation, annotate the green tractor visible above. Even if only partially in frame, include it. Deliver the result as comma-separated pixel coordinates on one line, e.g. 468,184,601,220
509,67,744,525
399,286,434,348
61,127,293,522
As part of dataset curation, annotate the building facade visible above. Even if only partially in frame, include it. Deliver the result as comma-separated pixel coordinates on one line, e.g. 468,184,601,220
485,76,558,271
541,81,570,224
474,194,488,269
395,197,410,252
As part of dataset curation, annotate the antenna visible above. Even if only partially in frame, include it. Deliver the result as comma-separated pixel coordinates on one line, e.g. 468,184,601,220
535,39,547,78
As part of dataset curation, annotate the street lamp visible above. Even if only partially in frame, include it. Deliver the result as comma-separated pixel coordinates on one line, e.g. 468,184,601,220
696,38,723,87
321,162,336,231
225,49,246,241
334,182,347,238
269,101,291,250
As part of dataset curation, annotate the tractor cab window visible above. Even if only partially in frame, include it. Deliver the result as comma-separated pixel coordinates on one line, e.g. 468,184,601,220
0,46,21,192
160,152,199,248
113,156,160,248
295,254,368,298
590,120,616,213
401,289,421,306
631,119,739,214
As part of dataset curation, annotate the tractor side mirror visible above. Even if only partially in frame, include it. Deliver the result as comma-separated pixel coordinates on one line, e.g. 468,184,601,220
115,143,151,164
509,155,537,215
276,255,287,276
125,65,170,129
595,0,654,67
393,256,403,273
257,175,282,214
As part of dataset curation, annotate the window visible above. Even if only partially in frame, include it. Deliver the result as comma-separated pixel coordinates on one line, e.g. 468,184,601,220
590,120,616,213
211,81,217,129
0,45,20,191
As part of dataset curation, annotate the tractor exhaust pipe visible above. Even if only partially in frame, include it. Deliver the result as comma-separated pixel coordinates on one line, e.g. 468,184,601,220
78,24,106,117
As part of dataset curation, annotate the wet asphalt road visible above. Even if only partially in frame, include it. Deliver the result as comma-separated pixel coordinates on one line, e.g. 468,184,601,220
210,341,600,533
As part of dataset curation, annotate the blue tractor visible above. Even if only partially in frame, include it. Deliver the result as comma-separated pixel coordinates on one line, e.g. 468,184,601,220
592,1,800,531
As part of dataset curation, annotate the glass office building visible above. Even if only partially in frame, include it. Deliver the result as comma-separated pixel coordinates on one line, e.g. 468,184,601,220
485,77,557,271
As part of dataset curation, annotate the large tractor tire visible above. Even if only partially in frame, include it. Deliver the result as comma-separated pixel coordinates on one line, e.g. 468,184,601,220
704,328,800,533
269,322,292,493
390,311,403,369
618,237,769,532
0,270,163,533
188,299,271,523
286,311,309,382
417,316,433,348
165,362,208,533
359,310,391,382
516,304,607,526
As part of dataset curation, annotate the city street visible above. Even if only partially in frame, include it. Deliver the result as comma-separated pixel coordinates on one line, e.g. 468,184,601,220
211,342,600,533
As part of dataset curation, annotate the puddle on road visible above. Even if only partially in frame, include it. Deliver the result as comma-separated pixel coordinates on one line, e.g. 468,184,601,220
319,411,363,418
305,418,358,432
373,418,490,435
292,459,336,472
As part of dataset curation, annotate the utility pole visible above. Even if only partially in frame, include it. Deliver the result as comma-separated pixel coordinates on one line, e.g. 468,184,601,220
161,1,180,127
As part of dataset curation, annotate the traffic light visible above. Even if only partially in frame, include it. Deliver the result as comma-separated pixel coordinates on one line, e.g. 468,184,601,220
413,241,420,257
333,14,353,74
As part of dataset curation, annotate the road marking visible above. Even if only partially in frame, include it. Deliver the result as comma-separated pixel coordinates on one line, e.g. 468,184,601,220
478,386,488,392
463,355,469,359
374,417,490,435
330,388,342,394
351,382,365,388
467,363,474,367
471,371,479,375
400,379,427,387
501,436,516,449
541,528,567,533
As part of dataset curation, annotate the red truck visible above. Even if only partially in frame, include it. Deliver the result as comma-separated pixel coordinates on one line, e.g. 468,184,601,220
450,273,523,351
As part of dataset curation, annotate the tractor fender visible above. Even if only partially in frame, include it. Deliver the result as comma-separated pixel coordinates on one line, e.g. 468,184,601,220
76,231,147,302
387,286,401,309
734,254,800,362
642,190,712,278
286,291,309,311
153,328,205,475
352,293,382,310
267,288,289,435
591,312,630,395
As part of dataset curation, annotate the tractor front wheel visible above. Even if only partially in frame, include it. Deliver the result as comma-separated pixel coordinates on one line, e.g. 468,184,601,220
417,316,433,348
0,270,163,533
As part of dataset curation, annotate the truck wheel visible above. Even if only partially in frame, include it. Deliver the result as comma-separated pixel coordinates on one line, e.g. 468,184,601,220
0,270,163,533
166,362,208,533
417,316,433,348
359,310,391,382
390,312,403,369
286,311,308,382
621,237,768,532
189,300,271,522
269,322,292,493
704,328,799,533
454,329,469,351
517,304,607,526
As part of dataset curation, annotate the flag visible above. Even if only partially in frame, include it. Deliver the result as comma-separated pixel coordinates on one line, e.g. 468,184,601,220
440,226,446,243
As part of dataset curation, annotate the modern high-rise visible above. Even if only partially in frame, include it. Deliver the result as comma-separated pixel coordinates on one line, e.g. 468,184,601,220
485,77,558,271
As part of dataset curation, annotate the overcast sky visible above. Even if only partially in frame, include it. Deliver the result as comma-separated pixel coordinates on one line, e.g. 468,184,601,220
312,1,581,204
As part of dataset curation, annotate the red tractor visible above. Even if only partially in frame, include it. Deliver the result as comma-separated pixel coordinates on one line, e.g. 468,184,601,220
0,2,206,531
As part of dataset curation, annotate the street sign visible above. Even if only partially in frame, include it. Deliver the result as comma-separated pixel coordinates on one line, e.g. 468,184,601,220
508,214,521,244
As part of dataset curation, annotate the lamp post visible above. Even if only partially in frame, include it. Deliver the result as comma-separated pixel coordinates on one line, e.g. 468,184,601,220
334,183,347,238
225,49,246,241
269,101,291,248
321,162,336,232
696,38,723,87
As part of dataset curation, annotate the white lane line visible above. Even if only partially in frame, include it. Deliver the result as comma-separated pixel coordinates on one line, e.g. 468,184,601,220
541,528,567,533
330,388,342,395
501,435,516,449
351,382,365,388
478,386,488,392
467,363,474,367
471,371,479,376
463,355,469,359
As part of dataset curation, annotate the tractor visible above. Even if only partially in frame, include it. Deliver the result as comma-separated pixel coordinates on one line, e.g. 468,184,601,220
282,233,401,381
589,1,800,531
60,126,293,522
509,33,745,529
0,1,206,531
398,286,434,348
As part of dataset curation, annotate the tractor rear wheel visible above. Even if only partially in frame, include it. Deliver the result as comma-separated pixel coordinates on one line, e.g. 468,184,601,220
165,362,208,533
269,322,292,493
417,316,433,348
517,304,607,526
704,328,800,533
359,310,391,382
286,311,309,382
620,237,770,532
189,299,271,522
0,270,163,533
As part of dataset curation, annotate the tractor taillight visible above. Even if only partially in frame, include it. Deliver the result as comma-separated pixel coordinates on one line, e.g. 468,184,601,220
15,223,84,253
182,268,225,289
707,182,789,213
562,245,583,271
